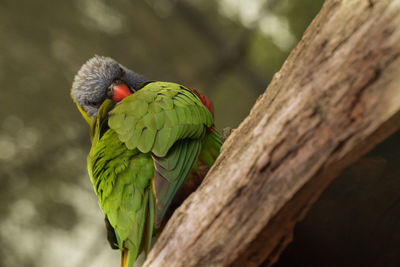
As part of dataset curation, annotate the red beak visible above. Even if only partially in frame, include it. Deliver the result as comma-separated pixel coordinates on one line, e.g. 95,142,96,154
112,83,134,102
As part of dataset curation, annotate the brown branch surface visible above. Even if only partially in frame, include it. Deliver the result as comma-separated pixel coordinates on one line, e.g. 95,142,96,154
144,0,400,266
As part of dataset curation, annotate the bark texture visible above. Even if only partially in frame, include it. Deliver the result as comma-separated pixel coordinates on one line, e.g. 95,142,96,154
144,0,400,266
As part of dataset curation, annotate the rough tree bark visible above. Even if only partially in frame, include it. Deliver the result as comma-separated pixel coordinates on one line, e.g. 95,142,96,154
144,1,400,266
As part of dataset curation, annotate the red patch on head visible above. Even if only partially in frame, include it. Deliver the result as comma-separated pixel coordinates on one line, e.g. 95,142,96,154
191,89,213,116
112,83,133,102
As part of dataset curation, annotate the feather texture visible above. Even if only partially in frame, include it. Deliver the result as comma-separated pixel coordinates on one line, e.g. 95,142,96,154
108,82,213,156
86,81,221,267
152,138,202,226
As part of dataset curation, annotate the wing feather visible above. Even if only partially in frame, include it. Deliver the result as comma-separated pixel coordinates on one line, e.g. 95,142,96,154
152,138,201,226
108,81,212,157
89,82,216,261
88,127,154,260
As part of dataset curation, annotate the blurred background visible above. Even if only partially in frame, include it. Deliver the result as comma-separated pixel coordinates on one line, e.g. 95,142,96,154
0,1,325,266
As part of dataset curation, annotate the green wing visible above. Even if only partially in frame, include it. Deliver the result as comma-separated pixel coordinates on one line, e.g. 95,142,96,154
90,128,155,263
87,101,155,264
152,138,202,226
199,129,223,167
87,82,216,266
108,81,213,157
108,81,213,225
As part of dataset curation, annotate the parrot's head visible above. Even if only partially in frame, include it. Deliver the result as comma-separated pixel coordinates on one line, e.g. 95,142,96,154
71,55,147,121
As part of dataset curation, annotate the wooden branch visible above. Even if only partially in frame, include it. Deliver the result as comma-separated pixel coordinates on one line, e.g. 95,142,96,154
144,1,400,266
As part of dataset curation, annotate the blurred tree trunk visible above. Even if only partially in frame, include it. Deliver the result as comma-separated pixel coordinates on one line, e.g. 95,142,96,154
143,0,400,266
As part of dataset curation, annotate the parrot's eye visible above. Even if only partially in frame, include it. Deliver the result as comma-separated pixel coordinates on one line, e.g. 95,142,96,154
107,86,114,98
87,100,100,106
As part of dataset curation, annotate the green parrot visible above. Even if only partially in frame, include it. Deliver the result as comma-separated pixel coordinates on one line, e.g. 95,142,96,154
71,56,222,267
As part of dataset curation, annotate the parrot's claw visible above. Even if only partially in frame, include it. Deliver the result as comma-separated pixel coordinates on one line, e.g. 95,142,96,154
222,127,234,141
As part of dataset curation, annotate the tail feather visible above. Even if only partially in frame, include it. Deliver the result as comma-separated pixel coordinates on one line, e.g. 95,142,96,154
127,250,137,267
120,189,154,267
144,187,155,255
121,248,128,267
121,248,139,267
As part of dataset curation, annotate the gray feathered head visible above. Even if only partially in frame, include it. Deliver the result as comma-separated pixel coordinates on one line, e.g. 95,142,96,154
71,55,147,119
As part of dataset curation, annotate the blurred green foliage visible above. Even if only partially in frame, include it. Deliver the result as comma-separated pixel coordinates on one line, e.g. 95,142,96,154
0,1,324,266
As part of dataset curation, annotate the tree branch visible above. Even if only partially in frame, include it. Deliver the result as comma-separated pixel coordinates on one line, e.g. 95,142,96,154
144,0,400,266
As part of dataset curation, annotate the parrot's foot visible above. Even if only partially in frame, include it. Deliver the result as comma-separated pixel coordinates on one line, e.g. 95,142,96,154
222,127,234,141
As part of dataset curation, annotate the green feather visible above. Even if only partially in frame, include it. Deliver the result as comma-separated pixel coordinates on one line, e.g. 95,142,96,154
108,81,213,156
125,128,142,150
199,130,223,167
157,97,174,110
153,112,165,130
84,81,221,267
146,191,155,254
137,128,156,153
152,138,201,225
163,109,179,128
